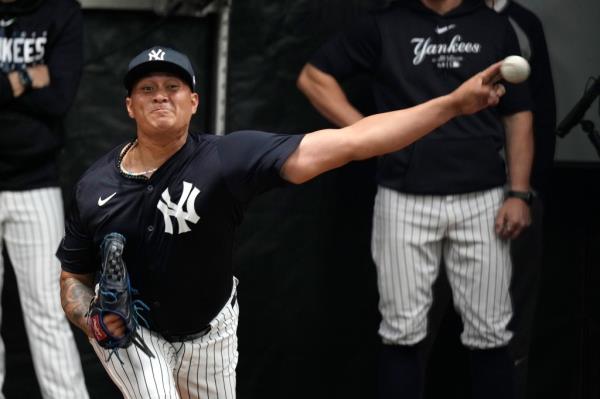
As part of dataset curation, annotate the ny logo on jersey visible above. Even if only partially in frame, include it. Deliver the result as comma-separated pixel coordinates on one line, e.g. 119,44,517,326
148,48,166,61
157,182,200,234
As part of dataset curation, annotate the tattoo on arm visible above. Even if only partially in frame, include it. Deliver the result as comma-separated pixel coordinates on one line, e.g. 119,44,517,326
60,274,94,336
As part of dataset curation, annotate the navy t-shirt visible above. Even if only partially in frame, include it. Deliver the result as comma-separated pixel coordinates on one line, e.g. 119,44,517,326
57,131,304,335
310,0,532,194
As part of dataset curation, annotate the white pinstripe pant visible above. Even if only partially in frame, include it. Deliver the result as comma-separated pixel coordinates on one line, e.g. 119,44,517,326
92,282,239,399
0,188,89,399
372,186,513,349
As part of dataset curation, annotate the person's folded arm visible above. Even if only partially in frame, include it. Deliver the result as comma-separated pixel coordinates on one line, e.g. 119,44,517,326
14,6,83,117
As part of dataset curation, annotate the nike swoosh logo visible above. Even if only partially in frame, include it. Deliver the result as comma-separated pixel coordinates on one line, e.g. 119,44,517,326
98,192,116,207
0,19,15,28
435,24,456,35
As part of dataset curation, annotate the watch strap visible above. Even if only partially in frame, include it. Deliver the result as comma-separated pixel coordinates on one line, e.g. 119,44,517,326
17,68,32,91
506,190,533,205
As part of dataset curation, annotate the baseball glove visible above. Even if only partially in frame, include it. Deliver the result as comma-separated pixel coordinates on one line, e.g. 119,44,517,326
87,232,154,361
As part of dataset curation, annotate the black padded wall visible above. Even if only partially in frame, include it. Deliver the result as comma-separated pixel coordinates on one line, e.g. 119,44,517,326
527,164,600,399
226,1,386,398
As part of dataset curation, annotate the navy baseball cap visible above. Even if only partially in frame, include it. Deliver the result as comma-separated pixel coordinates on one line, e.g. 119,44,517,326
124,46,196,93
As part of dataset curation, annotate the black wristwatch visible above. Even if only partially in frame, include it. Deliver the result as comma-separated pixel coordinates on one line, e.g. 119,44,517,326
17,69,33,92
506,190,534,206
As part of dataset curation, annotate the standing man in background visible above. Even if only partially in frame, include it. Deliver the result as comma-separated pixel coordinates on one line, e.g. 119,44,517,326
486,1,557,397
297,0,533,398
0,0,89,397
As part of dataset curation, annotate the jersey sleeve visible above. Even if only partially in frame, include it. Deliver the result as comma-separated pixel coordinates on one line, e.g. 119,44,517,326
56,189,97,274
217,130,304,203
497,20,533,116
309,13,381,80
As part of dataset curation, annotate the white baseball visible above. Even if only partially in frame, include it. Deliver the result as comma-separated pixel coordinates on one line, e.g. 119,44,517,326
500,55,530,84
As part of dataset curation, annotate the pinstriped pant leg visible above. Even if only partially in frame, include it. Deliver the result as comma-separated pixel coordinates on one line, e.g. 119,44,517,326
444,187,513,349
0,202,6,399
2,188,89,399
372,186,445,346
91,327,181,399
174,283,239,399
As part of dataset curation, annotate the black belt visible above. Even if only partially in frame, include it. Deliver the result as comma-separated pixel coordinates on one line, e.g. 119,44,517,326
163,293,237,343
163,325,211,343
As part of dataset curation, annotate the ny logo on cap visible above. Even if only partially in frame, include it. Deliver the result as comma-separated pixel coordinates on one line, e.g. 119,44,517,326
148,48,166,61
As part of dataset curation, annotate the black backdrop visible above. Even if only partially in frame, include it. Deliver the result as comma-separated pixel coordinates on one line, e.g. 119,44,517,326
2,1,599,398
227,2,382,398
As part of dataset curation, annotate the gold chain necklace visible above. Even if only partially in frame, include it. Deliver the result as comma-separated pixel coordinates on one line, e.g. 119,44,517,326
120,140,158,176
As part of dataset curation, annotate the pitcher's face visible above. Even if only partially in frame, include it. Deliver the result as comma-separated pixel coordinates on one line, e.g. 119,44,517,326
126,73,199,136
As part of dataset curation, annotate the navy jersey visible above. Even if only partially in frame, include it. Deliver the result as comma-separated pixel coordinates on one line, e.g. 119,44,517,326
310,0,532,194
57,131,304,335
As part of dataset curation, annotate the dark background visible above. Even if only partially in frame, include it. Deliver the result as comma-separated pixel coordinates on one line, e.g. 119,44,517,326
2,1,599,398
